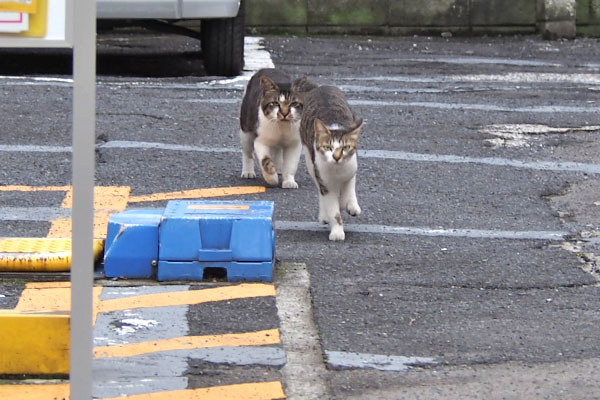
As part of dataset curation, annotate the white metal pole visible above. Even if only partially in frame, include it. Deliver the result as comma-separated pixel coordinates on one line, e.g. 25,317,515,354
70,0,96,397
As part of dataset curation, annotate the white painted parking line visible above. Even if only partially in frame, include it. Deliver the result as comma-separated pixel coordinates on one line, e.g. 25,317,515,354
0,207,569,241
275,221,568,241
5,139,600,176
0,144,71,153
97,141,600,175
343,72,600,85
98,140,237,153
350,100,600,114
403,56,563,67
361,149,600,175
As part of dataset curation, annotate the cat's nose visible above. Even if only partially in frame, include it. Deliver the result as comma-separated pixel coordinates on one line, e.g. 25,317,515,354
333,148,343,161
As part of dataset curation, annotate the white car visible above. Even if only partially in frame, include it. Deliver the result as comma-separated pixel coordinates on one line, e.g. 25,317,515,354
96,0,244,76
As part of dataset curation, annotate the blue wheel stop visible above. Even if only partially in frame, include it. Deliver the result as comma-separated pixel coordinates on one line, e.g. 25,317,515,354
103,200,275,282
104,209,163,278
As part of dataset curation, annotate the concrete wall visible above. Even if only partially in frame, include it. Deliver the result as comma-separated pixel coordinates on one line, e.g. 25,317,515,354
245,0,599,37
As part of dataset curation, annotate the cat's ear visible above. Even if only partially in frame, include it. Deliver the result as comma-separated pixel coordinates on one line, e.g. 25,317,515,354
314,119,330,139
260,76,278,92
352,118,364,132
346,119,363,141
292,76,307,89
293,76,317,93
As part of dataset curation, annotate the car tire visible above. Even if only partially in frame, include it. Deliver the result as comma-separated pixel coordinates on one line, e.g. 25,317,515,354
201,0,245,77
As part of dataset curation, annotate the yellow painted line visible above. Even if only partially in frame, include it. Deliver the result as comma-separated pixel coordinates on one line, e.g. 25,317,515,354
96,283,276,314
102,381,286,400
94,328,280,358
0,312,70,374
48,186,131,239
7,282,103,317
0,185,71,192
58,186,131,210
128,186,266,203
5,282,274,325
0,383,69,400
0,238,104,272
0,381,285,400
26,281,72,288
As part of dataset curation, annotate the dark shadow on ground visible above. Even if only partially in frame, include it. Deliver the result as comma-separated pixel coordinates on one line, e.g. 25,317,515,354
0,26,206,77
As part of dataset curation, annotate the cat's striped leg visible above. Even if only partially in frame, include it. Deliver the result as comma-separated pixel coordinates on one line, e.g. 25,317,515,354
273,148,283,172
341,175,361,216
281,142,302,189
254,141,279,186
239,130,256,179
320,191,345,241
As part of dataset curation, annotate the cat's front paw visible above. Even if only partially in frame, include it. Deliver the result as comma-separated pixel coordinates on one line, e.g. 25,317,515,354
346,202,361,216
262,173,279,186
241,171,256,179
329,226,345,241
282,179,299,189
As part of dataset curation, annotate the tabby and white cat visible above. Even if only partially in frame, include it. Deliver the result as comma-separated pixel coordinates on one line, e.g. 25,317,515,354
300,85,363,241
239,68,309,189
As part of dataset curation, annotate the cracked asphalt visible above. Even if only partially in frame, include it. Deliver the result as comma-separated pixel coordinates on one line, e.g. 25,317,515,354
1,29,600,399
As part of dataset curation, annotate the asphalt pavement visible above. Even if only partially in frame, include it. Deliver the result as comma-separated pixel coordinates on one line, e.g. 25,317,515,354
1,30,600,399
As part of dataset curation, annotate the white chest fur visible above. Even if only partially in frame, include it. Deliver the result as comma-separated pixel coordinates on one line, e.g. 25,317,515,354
315,152,357,187
255,109,301,147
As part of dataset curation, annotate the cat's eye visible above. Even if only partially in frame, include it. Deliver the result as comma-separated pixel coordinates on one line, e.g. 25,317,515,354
291,102,301,108
343,145,352,152
269,102,279,108
322,145,331,151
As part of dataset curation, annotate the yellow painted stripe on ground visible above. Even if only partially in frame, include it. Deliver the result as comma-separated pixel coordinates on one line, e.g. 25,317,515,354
58,186,131,210
94,329,280,358
26,281,71,288
0,383,69,400
48,186,131,239
0,381,285,400
0,312,70,374
47,216,112,239
0,238,104,272
128,186,266,203
0,185,70,192
102,381,286,400
97,283,276,314
6,283,275,325
10,283,103,315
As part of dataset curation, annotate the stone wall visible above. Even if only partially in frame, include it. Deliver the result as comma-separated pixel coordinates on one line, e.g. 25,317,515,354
245,0,599,37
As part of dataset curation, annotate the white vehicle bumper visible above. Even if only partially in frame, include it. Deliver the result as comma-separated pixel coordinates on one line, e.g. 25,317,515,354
96,0,240,20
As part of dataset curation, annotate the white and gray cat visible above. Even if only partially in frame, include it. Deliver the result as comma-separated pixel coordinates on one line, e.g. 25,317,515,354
239,68,313,189
300,85,363,241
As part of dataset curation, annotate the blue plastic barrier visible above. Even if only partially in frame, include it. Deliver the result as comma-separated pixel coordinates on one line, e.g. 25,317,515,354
103,200,275,282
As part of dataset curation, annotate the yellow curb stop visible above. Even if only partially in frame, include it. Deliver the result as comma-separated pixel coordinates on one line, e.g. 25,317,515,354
0,238,104,272
0,311,70,374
